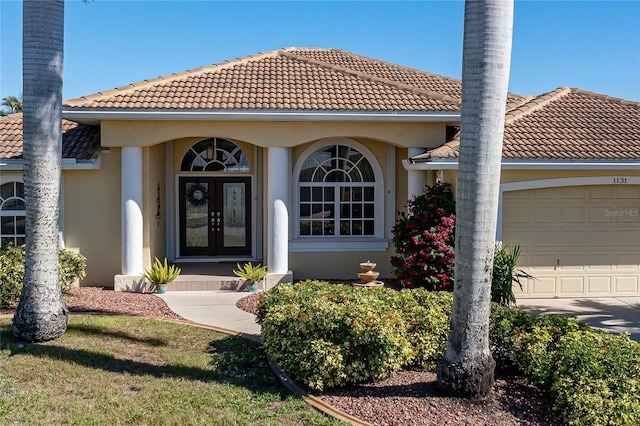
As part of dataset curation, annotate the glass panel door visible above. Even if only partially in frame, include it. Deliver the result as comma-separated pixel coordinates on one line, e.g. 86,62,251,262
179,177,251,257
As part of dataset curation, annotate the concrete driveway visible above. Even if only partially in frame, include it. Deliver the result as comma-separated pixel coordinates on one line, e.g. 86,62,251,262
517,296,640,341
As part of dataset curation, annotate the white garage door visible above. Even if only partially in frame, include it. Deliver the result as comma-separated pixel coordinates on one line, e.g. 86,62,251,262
502,185,639,298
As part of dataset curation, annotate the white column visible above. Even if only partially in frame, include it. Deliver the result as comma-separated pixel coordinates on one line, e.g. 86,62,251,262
121,147,144,275
272,199,288,273
267,147,289,272
407,148,427,199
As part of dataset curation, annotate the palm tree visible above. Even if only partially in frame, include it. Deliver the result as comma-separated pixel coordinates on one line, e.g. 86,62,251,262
0,95,23,116
12,0,68,342
436,0,514,399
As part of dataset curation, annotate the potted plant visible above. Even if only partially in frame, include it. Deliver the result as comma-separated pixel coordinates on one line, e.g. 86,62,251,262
143,257,181,294
233,262,268,292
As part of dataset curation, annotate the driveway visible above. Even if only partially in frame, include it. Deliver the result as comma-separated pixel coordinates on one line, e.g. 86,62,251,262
517,296,640,341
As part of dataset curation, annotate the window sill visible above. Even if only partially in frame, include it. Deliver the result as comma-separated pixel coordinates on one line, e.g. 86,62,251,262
289,239,389,252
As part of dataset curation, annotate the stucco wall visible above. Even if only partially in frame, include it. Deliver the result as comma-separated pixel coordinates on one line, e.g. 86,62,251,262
290,247,397,281
144,143,167,265
101,120,445,149
63,149,121,286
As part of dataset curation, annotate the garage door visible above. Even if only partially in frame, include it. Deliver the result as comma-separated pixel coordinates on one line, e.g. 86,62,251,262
502,185,639,298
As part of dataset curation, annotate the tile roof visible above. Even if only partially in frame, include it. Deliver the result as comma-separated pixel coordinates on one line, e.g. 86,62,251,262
413,87,640,161
0,113,100,161
3,48,636,163
64,48,471,112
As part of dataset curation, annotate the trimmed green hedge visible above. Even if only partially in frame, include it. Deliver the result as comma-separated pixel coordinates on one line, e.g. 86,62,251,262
258,281,640,425
0,244,86,308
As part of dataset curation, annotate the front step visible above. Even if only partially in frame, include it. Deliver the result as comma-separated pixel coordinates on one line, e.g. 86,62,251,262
168,262,255,292
169,275,247,291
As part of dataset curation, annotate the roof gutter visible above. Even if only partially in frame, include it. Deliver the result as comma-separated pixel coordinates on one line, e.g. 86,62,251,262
62,109,461,123
0,158,101,171
403,158,640,171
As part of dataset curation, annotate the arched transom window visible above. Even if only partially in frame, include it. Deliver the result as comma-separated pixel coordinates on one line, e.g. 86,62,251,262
180,138,249,172
0,182,26,247
297,143,379,237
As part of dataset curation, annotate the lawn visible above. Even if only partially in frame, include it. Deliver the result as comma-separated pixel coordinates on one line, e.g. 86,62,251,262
0,315,341,425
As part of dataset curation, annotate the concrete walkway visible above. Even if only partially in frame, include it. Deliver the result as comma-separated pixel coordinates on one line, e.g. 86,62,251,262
157,291,640,343
156,291,261,342
518,296,640,341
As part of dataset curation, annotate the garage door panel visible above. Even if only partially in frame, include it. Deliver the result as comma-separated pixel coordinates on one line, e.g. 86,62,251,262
614,186,640,198
616,252,640,269
560,253,587,270
589,207,615,223
615,276,639,293
616,230,640,246
588,230,612,246
533,206,559,223
588,186,615,199
504,206,530,223
588,277,612,294
558,230,587,246
561,207,585,223
529,230,561,245
560,276,584,295
530,277,557,296
503,184,640,298
529,253,557,270
615,211,639,223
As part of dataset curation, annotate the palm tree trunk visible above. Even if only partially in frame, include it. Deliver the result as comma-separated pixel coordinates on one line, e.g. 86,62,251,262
13,0,68,342
436,0,513,399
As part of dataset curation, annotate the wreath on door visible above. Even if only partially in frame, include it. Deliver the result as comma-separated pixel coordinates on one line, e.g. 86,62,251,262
186,183,209,207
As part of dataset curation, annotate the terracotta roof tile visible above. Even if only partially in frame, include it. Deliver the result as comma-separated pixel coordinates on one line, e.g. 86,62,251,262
0,113,100,161
414,87,640,161
64,48,466,111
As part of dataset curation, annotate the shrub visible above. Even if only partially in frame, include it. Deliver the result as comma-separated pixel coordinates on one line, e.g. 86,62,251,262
258,281,422,390
258,281,640,424
0,244,87,308
489,303,536,370
0,245,25,308
58,248,87,291
491,244,534,307
402,288,452,370
390,183,456,290
551,330,640,425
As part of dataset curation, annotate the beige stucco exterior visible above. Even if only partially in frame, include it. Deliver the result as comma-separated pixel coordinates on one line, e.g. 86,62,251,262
49,116,639,295
62,149,121,285
100,120,446,149
66,119,449,285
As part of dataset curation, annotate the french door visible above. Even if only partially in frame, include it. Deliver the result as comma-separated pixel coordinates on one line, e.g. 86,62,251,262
179,177,251,256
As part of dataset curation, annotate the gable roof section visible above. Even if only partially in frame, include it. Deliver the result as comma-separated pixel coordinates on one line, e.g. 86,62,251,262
412,87,640,162
63,48,468,112
0,113,100,161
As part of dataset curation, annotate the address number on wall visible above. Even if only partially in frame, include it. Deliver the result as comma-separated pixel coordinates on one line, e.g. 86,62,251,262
613,177,628,184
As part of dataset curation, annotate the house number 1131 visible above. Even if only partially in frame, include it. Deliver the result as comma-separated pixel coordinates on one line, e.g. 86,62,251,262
613,177,627,184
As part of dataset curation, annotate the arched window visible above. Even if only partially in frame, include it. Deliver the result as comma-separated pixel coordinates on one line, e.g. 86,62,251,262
295,141,381,238
180,138,249,172
1,182,26,247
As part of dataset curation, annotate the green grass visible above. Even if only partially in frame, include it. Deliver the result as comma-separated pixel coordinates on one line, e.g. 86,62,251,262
0,315,342,425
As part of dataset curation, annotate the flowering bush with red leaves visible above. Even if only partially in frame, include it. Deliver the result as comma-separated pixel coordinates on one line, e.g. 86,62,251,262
391,183,456,291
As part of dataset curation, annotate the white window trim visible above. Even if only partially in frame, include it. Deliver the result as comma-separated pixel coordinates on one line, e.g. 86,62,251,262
0,180,26,247
291,137,388,252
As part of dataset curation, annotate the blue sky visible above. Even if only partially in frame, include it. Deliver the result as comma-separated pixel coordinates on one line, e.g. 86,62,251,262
1,1,639,102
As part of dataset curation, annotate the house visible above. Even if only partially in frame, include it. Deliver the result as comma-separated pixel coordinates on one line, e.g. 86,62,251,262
1,48,638,298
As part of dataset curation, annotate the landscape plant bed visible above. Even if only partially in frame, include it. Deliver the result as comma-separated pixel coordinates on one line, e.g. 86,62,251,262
254,282,640,426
